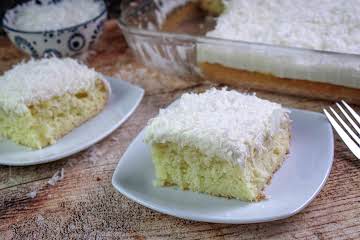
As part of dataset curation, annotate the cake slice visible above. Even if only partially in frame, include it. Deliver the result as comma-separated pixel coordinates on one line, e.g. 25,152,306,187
144,88,290,201
0,57,109,149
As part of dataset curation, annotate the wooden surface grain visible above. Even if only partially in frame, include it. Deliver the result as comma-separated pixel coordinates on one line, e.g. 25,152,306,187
1,20,360,240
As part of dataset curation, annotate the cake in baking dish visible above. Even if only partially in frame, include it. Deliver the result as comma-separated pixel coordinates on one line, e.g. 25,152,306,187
0,57,109,149
198,0,360,90
144,88,291,201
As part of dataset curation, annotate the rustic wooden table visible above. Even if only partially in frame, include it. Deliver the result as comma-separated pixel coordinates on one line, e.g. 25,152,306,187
0,21,360,240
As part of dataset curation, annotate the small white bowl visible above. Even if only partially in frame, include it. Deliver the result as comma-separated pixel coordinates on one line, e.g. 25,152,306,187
2,0,107,58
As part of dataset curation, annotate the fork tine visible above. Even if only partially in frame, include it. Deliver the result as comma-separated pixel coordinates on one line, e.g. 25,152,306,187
330,107,360,145
342,100,360,125
324,109,360,159
336,103,360,135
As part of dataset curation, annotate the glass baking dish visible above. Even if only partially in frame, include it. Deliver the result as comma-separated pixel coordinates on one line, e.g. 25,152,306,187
118,0,360,103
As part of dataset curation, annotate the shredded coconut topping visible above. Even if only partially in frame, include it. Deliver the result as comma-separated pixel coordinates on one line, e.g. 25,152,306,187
11,0,104,31
208,0,360,54
145,88,289,166
0,57,102,115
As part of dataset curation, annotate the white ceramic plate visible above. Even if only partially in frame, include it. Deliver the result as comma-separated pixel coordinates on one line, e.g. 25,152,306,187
0,76,144,166
112,108,334,224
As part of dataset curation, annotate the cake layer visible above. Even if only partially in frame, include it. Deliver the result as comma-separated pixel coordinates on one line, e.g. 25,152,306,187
0,79,108,149
150,117,290,201
197,43,360,89
200,62,360,104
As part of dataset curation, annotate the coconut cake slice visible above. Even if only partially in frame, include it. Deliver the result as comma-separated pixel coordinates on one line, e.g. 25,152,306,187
144,88,290,201
0,57,109,149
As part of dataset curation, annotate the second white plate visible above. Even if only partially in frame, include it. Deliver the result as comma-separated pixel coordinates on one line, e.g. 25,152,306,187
0,76,144,166
112,108,334,224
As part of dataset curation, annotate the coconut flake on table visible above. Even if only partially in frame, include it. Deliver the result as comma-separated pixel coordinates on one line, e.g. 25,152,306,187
12,0,103,31
35,215,45,226
26,190,38,199
48,168,64,186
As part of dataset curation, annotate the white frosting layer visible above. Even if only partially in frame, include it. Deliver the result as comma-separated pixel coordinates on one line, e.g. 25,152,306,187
0,58,102,114
209,0,360,55
144,88,289,166
198,0,360,89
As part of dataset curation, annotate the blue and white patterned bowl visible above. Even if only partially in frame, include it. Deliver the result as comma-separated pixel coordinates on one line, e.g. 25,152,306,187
2,0,107,58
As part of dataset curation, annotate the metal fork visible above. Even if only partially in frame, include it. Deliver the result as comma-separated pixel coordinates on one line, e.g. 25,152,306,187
323,100,360,159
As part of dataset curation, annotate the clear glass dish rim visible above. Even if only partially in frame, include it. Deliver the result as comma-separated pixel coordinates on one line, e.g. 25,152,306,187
117,5,360,60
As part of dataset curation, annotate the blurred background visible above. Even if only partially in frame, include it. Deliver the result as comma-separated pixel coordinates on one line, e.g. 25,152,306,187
0,0,122,35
